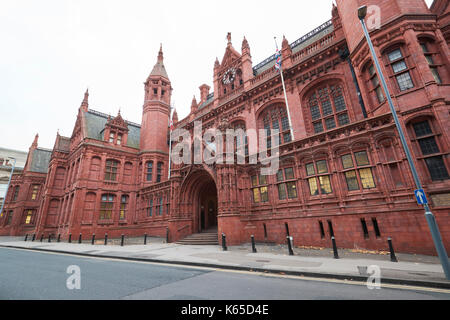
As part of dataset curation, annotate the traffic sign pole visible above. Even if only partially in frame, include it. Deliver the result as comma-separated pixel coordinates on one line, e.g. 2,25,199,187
359,12,450,279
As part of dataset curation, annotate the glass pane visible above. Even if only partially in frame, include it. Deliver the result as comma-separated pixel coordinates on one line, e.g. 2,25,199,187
259,175,267,185
371,75,380,87
338,112,350,126
281,116,290,132
278,183,287,200
306,163,315,176
431,67,442,84
319,176,332,194
388,49,402,62
321,100,333,116
425,156,449,181
355,151,370,166
287,182,297,199
359,168,376,189
316,160,328,174
396,72,414,91
310,105,321,120
368,64,375,77
251,175,258,187
284,167,294,180
413,121,432,137
375,86,385,103
418,137,440,155
341,154,354,169
283,132,292,143
313,122,324,134
345,170,359,191
425,55,434,65
308,178,319,196
334,94,346,111
420,43,428,53
325,117,336,130
276,170,283,182
392,60,407,73
253,188,260,203
260,186,268,202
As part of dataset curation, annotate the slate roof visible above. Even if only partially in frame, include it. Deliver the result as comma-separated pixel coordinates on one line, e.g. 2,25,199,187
83,110,141,149
30,148,52,173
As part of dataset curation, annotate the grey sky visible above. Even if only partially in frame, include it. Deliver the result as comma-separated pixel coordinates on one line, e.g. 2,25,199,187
0,0,435,152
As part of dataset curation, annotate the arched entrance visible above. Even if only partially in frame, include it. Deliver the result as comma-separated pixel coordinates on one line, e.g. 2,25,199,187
179,168,218,234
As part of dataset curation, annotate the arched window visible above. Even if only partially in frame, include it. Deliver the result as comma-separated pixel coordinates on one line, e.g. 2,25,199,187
146,161,153,182
410,119,449,181
232,121,248,156
386,46,414,91
419,39,445,84
260,105,291,148
99,194,115,220
105,159,119,181
365,62,385,104
308,84,350,134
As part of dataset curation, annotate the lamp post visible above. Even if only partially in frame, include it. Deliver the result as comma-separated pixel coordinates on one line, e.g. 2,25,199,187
0,157,16,217
357,5,450,279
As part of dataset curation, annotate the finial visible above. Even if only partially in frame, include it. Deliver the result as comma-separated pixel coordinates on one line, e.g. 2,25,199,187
158,43,163,62
227,32,232,45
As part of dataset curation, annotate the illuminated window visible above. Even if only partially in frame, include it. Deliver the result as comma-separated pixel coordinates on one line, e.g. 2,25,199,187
251,174,269,203
24,210,33,224
119,195,128,220
30,185,39,200
99,194,114,220
341,151,376,191
276,167,297,200
306,160,332,196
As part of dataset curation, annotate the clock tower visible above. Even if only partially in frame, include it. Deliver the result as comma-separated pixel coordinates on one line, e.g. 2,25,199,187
213,33,253,100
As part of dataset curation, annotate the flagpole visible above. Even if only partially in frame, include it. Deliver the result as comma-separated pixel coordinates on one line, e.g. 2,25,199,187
274,37,295,141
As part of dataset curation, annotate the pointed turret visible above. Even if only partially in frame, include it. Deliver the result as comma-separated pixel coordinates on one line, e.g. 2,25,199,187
80,89,89,112
149,44,169,80
172,109,178,124
191,95,198,113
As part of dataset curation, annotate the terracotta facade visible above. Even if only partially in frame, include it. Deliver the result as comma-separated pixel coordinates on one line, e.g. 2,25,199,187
1,0,449,255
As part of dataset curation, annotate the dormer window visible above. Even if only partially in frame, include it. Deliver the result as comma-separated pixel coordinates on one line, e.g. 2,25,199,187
109,132,115,143
117,134,122,146
153,88,158,95
161,90,165,96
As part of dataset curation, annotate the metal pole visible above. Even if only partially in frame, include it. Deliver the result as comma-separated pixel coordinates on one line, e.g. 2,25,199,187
358,12,450,279
387,237,398,262
331,236,339,259
251,235,257,253
0,157,16,217
286,236,294,256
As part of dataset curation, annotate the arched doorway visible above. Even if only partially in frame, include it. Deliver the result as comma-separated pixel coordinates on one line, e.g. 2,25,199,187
179,168,218,234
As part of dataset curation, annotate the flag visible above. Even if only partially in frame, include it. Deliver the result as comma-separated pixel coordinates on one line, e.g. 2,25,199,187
275,49,282,71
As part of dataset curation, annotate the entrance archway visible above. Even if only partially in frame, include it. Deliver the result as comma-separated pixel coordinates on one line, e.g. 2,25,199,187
179,168,218,234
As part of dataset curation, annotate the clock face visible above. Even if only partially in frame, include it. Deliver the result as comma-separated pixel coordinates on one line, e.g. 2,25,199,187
222,68,236,85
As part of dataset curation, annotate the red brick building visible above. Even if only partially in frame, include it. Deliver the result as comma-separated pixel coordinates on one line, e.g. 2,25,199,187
1,0,449,255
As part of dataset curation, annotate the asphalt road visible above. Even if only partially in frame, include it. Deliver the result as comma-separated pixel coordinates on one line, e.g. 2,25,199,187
0,247,449,300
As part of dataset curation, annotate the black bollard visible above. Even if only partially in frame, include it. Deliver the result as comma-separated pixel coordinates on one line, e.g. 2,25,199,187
166,227,169,243
91,233,95,245
388,237,398,262
121,234,125,246
48,234,52,243
222,233,227,251
331,236,339,259
24,234,28,242
68,233,72,243
287,236,294,256
104,233,108,245
57,234,61,243
251,235,257,253
144,233,147,245
78,233,82,244
40,234,44,242
32,233,36,242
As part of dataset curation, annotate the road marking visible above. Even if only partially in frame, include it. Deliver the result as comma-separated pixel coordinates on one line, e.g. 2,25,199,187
2,246,449,295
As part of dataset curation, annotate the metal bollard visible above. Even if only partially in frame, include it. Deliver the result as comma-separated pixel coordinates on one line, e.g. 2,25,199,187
331,236,339,259
287,236,294,256
121,234,124,246
144,233,147,245
57,234,61,242
91,234,95,245
251,235,257,253
166,227,169,243
40,234,44,242
222,233,227,251
32,234,36,242
78,233,82,244
24,234,28,242
68,233,72,243
104,233,108,245
387,237,398,262
48,234,52,243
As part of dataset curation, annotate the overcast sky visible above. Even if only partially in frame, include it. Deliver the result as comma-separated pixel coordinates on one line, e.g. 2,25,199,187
0,0,435,152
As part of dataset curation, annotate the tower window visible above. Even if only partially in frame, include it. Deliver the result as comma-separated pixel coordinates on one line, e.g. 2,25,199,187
146,161,153,182
420,42,442,84
156,162,163,183
387,48,414,91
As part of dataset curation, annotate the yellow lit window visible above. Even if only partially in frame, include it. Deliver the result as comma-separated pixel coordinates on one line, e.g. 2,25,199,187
25,210,33,224
308,178,319,196
319,176,332,194
359,168,376,189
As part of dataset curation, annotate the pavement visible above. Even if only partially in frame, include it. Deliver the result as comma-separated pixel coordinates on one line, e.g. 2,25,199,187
1,235,449,290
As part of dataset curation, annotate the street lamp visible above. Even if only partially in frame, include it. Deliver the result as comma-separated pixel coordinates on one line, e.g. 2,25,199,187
357,5,450,279
0,157,16,217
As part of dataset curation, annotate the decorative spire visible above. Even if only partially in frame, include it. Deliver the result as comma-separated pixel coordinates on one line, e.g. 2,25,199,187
149,44,169,79
214,57,220,69
227,32,232,46
158,43,163,63
191,95,198,113
173,109,178,124
80,88,89,112
32,133,39,148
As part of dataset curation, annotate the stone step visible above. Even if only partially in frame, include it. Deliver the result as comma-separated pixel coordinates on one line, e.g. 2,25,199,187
176,232,219,245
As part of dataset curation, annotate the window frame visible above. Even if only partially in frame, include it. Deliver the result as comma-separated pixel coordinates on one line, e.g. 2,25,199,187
251,174,269,204
105,159,119,181
386,47,414,92
276,167,298,201
99,194,115,220
305,160,333,196
340,150,376,192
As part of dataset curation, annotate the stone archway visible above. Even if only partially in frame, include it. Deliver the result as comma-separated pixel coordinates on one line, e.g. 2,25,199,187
178,168,218,234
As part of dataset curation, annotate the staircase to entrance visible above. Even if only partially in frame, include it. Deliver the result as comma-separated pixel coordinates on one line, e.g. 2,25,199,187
176,227,218,245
